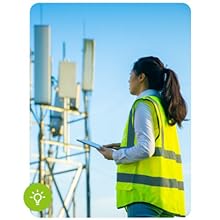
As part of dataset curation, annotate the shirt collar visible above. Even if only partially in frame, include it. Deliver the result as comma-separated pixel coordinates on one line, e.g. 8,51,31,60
136,89,160,100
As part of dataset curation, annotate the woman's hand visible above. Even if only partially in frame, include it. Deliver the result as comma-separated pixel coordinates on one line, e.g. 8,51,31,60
99,147,114,160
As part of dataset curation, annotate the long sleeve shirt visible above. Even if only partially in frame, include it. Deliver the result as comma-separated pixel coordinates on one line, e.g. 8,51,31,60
112,89,160,164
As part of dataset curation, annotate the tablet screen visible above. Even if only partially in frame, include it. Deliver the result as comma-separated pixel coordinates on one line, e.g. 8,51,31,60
76,139,102,150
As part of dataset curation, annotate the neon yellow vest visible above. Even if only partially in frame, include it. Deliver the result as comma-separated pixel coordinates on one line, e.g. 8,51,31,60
116,95,186,216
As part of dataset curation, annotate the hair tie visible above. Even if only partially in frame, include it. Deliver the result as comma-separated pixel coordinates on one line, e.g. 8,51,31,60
163,68,168,82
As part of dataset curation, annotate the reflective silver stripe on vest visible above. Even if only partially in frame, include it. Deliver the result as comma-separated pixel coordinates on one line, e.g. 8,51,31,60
154,147,182,163
117,173,184,190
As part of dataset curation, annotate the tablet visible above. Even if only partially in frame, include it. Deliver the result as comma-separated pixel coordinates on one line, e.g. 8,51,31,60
76,139,102,150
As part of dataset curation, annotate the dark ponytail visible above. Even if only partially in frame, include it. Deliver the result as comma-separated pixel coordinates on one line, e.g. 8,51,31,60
161,68,187,127
133,56,187,127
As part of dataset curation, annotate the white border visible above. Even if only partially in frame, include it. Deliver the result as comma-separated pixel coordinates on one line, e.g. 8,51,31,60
1,0,220,219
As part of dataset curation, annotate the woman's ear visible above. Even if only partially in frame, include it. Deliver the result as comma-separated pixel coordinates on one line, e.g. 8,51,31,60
138,72,146,82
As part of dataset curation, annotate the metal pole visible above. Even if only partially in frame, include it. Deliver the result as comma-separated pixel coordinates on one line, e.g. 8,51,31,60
39,106,44,217
83,91,91,217
63,97,69,155
62,42,66,60
72,192,76,217
39,106,44,184
47,133,53,217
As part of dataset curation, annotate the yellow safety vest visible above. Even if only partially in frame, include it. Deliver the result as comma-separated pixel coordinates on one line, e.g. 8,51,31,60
116,95,186,216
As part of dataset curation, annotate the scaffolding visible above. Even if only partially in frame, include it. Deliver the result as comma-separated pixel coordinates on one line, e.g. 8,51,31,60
30,96,91,217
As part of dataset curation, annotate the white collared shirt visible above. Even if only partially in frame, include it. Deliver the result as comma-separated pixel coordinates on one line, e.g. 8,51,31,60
112,89,160,164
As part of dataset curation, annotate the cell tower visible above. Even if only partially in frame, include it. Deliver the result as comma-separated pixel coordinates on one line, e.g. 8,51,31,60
30,25,95,217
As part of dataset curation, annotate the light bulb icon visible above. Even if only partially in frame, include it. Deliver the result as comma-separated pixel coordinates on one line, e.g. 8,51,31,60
24,183,52,211
29,189,46,206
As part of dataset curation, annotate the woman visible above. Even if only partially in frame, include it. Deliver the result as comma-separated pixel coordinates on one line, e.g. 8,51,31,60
99,56,187,217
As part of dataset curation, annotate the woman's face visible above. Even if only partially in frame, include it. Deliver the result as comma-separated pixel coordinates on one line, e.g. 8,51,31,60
128,71,140,95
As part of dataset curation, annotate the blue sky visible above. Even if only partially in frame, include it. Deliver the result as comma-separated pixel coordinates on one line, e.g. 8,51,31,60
30,3,191,217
